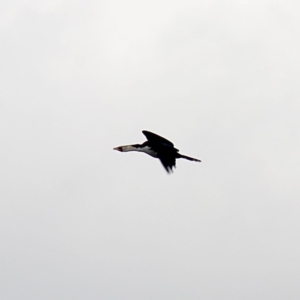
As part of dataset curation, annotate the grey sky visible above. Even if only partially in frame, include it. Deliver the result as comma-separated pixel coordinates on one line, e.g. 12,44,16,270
1,0,300,299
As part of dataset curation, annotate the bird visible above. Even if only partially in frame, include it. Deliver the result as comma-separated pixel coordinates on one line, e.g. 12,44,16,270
113,130,201,173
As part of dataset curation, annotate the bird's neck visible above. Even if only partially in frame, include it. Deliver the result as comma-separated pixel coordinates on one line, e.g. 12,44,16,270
120,144,158,158
120,144,141,152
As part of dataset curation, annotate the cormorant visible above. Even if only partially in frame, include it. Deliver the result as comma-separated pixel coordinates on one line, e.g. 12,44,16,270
113,130,201,173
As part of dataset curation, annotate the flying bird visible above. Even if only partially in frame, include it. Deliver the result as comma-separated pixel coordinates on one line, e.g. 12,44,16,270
113,130,201,173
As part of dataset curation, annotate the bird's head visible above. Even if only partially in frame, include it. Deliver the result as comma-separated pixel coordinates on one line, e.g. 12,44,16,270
113,146,123,152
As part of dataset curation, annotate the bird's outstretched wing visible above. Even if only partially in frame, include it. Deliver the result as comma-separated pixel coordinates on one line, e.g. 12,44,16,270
142,130,174,147
159,155,176,173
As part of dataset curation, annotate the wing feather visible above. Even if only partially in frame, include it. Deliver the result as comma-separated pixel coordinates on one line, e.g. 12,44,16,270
159,155,176,173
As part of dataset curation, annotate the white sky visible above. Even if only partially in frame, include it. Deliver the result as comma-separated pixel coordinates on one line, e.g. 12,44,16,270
1,0,300,299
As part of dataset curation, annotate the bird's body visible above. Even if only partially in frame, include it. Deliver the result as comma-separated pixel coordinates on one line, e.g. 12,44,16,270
113,130,201,173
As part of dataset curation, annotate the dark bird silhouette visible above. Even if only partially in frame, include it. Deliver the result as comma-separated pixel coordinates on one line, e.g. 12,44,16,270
113,130,201,173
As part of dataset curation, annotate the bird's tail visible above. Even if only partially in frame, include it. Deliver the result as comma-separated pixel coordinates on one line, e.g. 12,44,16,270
178,154,201,162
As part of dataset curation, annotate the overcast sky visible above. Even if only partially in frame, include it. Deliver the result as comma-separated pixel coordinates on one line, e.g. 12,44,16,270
1,0,300,299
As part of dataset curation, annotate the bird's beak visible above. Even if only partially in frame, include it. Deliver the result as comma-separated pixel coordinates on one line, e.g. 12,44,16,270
113,146,122,151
